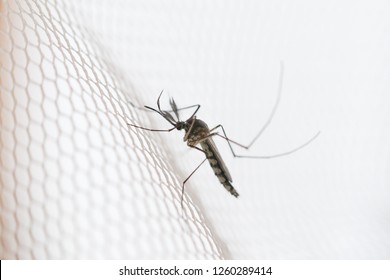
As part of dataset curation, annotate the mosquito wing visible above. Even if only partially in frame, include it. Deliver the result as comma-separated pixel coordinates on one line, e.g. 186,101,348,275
203,137,233,183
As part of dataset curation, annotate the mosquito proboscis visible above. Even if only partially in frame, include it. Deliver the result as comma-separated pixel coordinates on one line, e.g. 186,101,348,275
127,64,320,207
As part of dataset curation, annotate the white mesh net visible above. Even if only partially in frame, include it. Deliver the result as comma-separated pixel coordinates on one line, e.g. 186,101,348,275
1,0,390,260
0,0,225,259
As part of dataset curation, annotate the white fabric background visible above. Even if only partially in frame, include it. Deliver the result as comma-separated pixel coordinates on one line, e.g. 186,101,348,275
81,0,390,259
2,0,389,259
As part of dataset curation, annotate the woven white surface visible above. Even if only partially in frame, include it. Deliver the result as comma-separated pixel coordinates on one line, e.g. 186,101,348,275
1,0,389,259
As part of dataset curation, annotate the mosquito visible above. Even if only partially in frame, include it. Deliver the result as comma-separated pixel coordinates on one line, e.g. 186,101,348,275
127,66,320,207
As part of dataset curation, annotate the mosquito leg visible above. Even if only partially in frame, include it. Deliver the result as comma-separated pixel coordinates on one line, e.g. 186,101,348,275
127,100,150,111
181,157,207,208
245,61,284,148
208,62,284,150
178,144,211,208
127,123,176,132
207,124,247,159
210,124,320,159
127,90,165,112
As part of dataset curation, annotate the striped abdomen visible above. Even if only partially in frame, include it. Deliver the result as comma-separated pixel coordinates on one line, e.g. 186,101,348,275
200,140,239,197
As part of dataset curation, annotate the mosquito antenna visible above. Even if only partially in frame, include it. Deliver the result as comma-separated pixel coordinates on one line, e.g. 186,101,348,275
142,105,176,127
164,102,201,120
156,91,201,122
169,98,180,121
139,90,178,127
128,90,201,120
246,61,284,149
168,96,200,120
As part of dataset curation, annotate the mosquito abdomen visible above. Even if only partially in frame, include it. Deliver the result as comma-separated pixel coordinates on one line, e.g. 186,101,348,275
200,142,239,197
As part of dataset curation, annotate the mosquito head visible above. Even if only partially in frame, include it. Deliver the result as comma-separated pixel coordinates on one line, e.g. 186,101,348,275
143,91,201,131
175,121,187,131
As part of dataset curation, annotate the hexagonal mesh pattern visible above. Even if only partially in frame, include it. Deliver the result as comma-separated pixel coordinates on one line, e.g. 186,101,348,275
0,0,224,259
